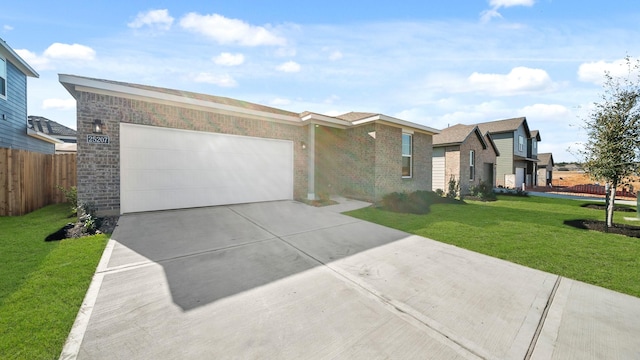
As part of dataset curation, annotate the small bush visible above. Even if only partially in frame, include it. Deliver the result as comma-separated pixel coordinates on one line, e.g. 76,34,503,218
446,176,460,199
57,185,78,214
381,190,462,214
468,182,497,201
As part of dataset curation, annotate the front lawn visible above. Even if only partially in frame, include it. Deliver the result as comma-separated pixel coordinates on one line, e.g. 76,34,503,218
347,195,640,298
0,204,108,359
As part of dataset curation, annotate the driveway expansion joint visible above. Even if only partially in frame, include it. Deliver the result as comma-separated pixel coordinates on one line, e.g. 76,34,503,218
525,275,562,360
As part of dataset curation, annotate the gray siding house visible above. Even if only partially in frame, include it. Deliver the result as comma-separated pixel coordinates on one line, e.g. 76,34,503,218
0,38,57,154
477,117,540,189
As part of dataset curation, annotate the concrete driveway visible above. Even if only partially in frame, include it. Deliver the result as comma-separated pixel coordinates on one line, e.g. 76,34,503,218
61,200,640,359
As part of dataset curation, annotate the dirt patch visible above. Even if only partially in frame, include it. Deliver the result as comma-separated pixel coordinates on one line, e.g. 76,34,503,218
581,204,636,212
564,219,640,238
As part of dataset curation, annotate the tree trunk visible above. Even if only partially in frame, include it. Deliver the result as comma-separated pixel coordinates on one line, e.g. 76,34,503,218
607,181,617,228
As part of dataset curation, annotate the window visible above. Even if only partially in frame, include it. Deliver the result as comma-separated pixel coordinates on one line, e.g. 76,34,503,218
402,133,412,178
0,56,6,98
518,135,524,152
469,150,475,180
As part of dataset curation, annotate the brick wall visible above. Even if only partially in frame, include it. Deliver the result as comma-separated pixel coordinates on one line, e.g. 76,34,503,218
314,123,434,203
459,135,497,194
76,91,308,215
444,146,461,192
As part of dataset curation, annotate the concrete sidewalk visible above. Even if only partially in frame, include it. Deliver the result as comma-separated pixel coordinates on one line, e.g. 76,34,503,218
61,200,640,359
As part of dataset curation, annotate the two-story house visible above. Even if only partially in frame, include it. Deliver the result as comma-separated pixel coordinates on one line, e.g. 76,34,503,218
477,117,540,189
0,38,57,154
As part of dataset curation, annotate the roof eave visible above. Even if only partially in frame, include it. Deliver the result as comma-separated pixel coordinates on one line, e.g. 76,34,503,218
0,40,39,78
58,74,302,125
352,114,440,134
27,128,63,144
300,112,351,128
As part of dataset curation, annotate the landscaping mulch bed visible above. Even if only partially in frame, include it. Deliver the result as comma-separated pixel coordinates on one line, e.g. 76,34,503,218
45,216,119,241
564,219,640,238
581,204,636,212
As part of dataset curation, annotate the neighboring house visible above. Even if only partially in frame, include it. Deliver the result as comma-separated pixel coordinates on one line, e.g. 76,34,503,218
27,116,77,153
477,117,540,189
432,124,499,195
59,75,439,216
537,153,554,187
0,38,58,154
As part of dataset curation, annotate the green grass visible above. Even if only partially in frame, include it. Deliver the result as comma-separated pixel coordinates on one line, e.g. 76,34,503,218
0,204,108,359
347,195,640,298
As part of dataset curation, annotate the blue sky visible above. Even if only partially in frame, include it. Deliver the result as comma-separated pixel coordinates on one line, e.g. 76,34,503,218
2,1,640,161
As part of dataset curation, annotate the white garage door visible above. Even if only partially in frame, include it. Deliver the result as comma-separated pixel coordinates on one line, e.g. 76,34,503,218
120,123,294,214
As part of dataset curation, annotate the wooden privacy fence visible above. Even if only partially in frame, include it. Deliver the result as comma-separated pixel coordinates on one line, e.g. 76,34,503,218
0,148,77,216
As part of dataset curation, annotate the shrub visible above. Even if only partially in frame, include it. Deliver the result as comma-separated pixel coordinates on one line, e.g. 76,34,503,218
381,190,462,214
446,175,460,199
57,185,78,214
468,182,497,201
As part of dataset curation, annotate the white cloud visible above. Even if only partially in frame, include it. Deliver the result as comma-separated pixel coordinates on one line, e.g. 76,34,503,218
490,0,535,6
180,13,286,46
577,58,640,84
213,52,245,66
519,103,571,121
42,98,76,110
15,49,52,70
43,43,96,60
191,72,237,87
481,0,535,23
276,61,301,73
271,98,291,106
3,25,13,31
468,66,552,95
329,51,343,61
128,9,174,31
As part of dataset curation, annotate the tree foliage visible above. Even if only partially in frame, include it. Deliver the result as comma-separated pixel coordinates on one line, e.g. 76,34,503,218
582,56,640,227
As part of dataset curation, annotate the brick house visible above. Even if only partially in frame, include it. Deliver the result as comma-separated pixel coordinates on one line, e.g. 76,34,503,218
432,124,499,195
0,38,58,153
536,153,554,187
59,75,439,215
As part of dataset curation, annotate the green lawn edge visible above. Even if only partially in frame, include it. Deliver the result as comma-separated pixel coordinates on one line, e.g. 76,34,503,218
0,204,109,360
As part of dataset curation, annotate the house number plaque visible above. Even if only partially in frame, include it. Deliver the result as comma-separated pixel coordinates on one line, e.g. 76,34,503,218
87,135,110,144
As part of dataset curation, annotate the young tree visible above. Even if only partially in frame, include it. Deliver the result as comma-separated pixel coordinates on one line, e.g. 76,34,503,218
582,56,640,228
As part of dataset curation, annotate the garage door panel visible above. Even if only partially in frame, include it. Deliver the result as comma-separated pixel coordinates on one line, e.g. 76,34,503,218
121,123,294,214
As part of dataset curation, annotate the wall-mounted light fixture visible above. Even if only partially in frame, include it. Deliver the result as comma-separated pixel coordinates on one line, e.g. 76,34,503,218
301,141,307,149
93,119,103,134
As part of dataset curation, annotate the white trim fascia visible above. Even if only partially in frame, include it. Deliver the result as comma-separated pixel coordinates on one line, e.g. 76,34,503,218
351,114,440,134
59,74,302,125
0,41,39,78
27,128,63,144
300,113,350,128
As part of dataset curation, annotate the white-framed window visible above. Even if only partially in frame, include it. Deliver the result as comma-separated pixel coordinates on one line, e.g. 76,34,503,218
469,150,475,180
518,135,524,152
402,133,412,178
0,56,6,99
